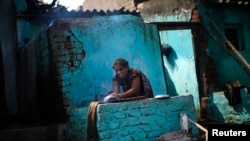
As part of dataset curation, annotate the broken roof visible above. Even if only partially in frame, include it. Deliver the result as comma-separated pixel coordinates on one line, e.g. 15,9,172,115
203,0,249,5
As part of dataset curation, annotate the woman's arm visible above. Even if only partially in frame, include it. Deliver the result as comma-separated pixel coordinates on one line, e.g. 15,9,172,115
112,80,120,93
110,75,141,98
119,76,140,98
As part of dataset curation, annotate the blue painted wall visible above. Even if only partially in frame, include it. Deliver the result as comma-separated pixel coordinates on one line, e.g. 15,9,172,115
142,9,200,114
14,0,201,118
22,15,170,140
159,30,199,114
199,4,250,89
21,15,167,112
16,14,202,140
68,95,199,141
1,0,248,140
63,15,167,106
95,95,199,141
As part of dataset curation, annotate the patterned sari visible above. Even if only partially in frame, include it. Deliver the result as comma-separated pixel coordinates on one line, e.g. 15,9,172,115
113,68,154,98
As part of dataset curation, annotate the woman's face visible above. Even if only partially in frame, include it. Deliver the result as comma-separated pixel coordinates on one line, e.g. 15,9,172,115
113,64,128,78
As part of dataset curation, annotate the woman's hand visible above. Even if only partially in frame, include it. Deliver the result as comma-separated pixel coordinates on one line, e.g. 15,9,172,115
110,93,122,98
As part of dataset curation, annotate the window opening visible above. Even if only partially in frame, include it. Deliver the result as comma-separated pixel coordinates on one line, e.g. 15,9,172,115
224,23,245,51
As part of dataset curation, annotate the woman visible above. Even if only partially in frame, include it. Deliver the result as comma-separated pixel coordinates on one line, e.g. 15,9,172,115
109,58,154,99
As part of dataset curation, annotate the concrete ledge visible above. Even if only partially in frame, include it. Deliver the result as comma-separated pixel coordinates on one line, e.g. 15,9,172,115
96,94,198,141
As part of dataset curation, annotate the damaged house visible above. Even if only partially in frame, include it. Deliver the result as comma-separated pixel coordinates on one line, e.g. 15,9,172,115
0,0,250,140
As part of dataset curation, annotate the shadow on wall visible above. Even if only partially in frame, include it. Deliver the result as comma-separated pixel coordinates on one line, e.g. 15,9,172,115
207,93,224,122
161,43,178,96
230,88,250,115
207,88,250,124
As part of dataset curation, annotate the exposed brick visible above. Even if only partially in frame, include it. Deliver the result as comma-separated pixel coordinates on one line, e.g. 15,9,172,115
95,95,199,141
114,112,126,119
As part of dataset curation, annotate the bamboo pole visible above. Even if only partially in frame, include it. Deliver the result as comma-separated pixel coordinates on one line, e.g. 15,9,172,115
202,26,250,75
188,118,208,141
210,20,250,70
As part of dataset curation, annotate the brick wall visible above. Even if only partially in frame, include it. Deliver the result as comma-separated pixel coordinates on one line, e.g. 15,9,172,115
34,20,86,121
94,94,198,141
19,15,200,140
20,15,168,123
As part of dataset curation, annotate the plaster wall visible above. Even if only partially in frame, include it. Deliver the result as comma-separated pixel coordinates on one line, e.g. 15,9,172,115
57,15,167,107
19,15,167,121
159,29,200,116
200,5,250,89
135,0,201,115
21,15,201,140
13,1,199,120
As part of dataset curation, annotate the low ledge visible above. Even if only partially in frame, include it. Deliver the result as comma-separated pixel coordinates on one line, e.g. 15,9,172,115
95,94,198,141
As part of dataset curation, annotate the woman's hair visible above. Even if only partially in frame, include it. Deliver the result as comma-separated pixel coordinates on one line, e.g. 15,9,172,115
112,58,129,69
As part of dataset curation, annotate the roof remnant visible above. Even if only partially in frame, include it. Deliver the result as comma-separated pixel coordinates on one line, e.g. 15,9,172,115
203,0,249,5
